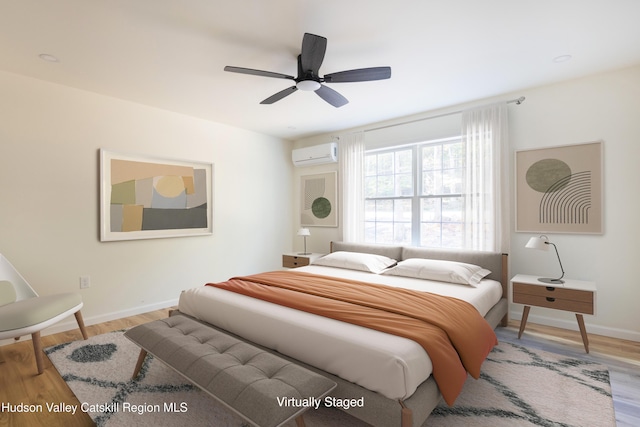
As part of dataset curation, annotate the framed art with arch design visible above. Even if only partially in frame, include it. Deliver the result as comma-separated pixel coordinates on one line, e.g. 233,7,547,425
515,141,602,234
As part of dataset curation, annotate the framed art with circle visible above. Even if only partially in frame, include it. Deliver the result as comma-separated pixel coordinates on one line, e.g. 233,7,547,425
300,171,338,227
100,149,213,241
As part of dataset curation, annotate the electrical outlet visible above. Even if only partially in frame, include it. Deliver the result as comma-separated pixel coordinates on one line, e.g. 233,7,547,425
79,276,91,289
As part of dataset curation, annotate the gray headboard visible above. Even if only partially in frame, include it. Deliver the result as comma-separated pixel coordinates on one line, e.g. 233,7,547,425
330,241,403,261
330,241,508,295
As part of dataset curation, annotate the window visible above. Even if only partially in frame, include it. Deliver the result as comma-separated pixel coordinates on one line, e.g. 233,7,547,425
364,138,465,248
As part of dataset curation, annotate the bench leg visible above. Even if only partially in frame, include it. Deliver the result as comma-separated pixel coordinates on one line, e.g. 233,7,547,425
295,415,306,427
132,349,148,379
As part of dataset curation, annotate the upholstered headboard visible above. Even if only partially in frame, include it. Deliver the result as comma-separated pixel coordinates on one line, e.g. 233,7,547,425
330,241,508,297
330,241,403,261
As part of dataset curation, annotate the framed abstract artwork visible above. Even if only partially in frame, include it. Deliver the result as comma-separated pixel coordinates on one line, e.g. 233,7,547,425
300,171,338,227
515,141,602,234
100,149,213,241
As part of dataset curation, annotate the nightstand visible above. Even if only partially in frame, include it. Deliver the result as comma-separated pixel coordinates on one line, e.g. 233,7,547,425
511,274,596,353
282,253,323,269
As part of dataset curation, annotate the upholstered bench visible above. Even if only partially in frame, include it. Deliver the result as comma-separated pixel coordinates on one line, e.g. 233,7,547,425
124,314,336,427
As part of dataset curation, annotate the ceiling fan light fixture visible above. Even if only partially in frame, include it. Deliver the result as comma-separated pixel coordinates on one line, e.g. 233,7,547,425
296,80,321,91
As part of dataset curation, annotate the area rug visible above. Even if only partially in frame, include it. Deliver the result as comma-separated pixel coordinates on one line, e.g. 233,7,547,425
45,331,615,427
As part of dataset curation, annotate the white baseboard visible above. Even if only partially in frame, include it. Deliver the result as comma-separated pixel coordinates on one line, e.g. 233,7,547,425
0,298,178,347
509,309,640,343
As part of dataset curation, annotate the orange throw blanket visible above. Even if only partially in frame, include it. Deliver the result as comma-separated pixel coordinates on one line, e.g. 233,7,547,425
207,270,497,405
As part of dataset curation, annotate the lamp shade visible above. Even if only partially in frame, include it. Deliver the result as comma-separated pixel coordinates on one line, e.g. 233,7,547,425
525,235,550,251
297,228,310,236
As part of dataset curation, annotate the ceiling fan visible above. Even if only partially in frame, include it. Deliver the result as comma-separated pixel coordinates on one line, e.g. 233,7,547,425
224,33,391,108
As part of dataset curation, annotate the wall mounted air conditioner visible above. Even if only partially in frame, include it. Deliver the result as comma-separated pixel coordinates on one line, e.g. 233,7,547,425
292,142,338,167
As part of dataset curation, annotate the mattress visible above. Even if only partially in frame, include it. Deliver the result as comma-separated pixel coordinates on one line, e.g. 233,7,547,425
178,265,502,400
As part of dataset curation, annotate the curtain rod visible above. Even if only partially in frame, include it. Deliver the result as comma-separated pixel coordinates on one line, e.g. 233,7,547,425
363,96,525,134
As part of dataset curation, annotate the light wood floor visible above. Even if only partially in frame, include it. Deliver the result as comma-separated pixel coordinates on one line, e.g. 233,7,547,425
1,310,638,427
0,308,172,427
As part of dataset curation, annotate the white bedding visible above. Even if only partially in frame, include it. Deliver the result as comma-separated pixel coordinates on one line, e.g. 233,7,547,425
178,265,502,400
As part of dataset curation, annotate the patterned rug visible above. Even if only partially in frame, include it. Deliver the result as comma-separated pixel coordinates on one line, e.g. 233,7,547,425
46,330,616,427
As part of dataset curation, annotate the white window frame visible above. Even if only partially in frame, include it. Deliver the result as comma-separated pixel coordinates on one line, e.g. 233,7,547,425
364,137,465,248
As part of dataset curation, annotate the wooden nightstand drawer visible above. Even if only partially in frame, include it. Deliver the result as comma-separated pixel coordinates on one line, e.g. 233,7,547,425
282,255,311,268
512,292,594,314
513,282,594,314
513,283,593,303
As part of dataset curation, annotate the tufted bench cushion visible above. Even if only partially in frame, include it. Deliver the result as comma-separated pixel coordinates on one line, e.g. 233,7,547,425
124,314,336,427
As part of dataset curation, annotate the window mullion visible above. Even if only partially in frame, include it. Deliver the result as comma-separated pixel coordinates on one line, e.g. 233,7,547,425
412,145,420,246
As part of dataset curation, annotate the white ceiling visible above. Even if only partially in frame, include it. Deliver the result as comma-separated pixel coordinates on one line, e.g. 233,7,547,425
2,0,640,140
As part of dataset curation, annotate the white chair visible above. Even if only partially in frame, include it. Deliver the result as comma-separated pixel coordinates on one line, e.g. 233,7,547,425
0,253,88,374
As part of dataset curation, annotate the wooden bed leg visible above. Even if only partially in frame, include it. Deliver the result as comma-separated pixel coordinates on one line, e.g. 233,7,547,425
500,313,509,327
294,415,306,427
400,401,412,427
132,349,148,379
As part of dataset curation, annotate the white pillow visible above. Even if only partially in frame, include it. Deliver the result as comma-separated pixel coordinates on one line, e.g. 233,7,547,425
312,251,397,274
382,258,491,287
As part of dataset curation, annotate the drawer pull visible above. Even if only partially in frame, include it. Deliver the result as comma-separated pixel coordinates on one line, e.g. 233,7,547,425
546,287,556,292
546,297,556,302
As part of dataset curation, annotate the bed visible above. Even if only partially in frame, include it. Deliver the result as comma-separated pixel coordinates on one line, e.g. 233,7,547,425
177,242,509,427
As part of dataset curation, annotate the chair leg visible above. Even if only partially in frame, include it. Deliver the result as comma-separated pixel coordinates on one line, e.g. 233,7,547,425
74,310,89,340
31,331,44,375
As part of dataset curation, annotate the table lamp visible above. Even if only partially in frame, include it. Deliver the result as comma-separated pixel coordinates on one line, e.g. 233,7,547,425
525,235,565,284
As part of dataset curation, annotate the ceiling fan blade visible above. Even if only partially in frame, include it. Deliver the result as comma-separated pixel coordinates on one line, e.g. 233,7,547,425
224,66,294,80
300,33,327,75
260,86,298,104
315,85,348,108
324,66,391,83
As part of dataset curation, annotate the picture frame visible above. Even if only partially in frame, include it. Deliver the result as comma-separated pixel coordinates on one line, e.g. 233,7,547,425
515,141,602,234
100,149,213,241
300,171,338,227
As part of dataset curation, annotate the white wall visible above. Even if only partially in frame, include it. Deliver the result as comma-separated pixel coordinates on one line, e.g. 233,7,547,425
0,70,294,340
509,65,640,341
294,64,640,341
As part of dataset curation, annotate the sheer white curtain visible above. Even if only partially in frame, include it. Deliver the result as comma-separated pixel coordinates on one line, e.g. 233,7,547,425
339,132,365,242
462,103,509,252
